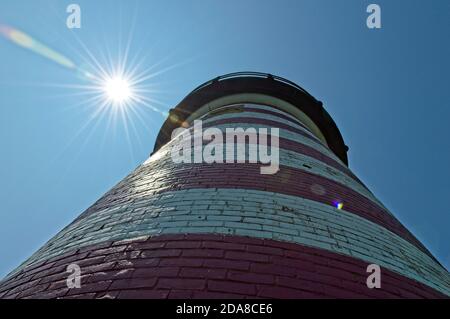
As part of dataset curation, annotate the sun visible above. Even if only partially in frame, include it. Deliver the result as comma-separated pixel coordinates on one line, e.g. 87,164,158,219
103,76,133,105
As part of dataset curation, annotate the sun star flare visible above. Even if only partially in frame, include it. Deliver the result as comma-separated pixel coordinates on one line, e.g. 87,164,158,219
103,76,133,105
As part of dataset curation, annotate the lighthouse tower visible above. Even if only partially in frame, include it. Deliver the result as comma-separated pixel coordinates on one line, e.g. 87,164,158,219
0,72,449,299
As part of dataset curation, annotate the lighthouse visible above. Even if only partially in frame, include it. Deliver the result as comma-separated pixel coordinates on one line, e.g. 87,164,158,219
0,72,448,298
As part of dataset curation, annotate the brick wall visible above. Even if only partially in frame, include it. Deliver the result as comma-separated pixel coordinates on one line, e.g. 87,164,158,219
0,234,446,299
0,103,448,298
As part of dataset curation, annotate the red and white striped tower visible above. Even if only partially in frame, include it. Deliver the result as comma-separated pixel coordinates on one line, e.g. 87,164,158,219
0,72,449,299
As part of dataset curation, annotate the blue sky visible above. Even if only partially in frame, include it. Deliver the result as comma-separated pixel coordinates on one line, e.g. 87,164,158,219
0,0,449,278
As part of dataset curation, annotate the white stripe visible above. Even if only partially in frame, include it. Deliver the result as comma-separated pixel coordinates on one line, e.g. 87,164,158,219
7,188,449,296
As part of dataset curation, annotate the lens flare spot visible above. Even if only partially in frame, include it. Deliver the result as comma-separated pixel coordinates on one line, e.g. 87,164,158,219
169,114,180,123
333,201,344,210
9,30,34,48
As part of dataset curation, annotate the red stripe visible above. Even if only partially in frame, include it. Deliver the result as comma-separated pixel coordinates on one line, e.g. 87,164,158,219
0,234,446,299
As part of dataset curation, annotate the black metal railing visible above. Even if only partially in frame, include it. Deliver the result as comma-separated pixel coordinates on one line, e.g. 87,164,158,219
190,71,319,103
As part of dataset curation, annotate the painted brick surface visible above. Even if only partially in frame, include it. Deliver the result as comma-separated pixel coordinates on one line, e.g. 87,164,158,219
1,101,448,299
165,121,341,166
63,156,427,254
201,110,322,144
153,137,380,206
0,234,446,299
243,106,311,128
3,186,448,295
